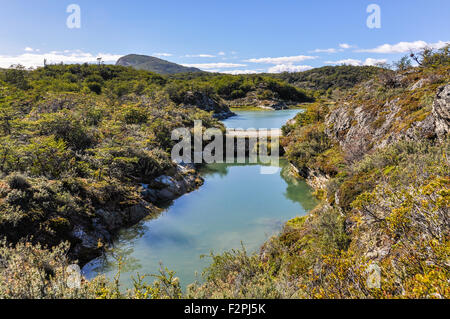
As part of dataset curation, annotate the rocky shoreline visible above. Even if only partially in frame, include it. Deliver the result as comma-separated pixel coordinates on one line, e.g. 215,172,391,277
74,106,292,266
287,83,450,197
225,97,297,110
71,163,204,266
289,164,330,192
77,80,449,269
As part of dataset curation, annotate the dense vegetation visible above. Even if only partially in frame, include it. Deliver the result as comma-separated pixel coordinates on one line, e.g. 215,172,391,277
276,65,382,93
0,63,224,264
0,61,314,298
0,47,448,299
166,73,313,104
115,54,314,104
187,46,449,299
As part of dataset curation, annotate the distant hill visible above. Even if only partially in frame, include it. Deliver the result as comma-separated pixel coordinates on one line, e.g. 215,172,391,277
275,65,382,91
116,54,203,75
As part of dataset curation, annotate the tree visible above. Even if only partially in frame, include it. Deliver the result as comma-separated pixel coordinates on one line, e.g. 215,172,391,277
2,65,30,90
0,137,16,173
24,136,73,178
394,56,412,71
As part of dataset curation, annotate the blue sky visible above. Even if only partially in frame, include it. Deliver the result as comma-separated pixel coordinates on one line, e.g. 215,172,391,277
0,0,449,73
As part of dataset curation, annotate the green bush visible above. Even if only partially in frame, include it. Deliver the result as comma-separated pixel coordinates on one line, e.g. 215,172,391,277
123,106,148,125
6,173,30,190
87,82,102,94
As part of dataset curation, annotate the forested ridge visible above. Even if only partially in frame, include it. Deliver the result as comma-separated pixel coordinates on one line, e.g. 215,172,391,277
0,46,448,298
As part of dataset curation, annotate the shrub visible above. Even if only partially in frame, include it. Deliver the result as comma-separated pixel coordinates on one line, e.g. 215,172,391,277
38,113,95,151
24,136,74,178
87,82,102,94
0,240,115,299
6,173,30,190
123,106,148,125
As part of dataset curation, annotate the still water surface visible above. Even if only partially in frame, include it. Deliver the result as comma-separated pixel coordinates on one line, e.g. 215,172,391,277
224,108,300,129
83,110,316,288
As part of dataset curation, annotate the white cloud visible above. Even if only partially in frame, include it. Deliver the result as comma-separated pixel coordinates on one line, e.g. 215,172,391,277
325,58,387,66
339,43,353,49
221,69,260,75
218,51,226,56
0,50,123,68
358,40,449,54
363,58,388,66
311,44,355,53
153,52,173,57
325,59,362,66
268,64,313,73
181,62,247,69
311,48,338,53
245,55,317,64
24,47,34,52
183,54,216,58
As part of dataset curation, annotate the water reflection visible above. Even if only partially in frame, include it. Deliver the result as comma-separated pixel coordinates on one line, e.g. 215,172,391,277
83,159,317,289
223,109,301,130
281,164,318,211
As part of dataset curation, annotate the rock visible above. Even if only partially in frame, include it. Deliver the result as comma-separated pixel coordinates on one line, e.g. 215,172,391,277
96,209,124,231
377,246,391,259
405,113,437,140
325,107,352,140
262,101,288,110
213,111,236,120
124,203,151,225
155,175,186,196
71,226,106,263
71,202,155,265
306,168,330,190
432,84,450,140
156,188,177,201
155,175,176,186
155,178,189,201
365,251,378,260
326,104,373,160
92,218,111,242
95,203,153,232
139,164,202,204
409,78,428,91
141,185,158,202
72,227,98,250
70,162,202,265
181,91,234,119
177,162,195,172
325,84,449,161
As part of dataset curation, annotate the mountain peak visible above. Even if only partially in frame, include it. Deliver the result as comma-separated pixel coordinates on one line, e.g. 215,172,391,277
116,54,203,75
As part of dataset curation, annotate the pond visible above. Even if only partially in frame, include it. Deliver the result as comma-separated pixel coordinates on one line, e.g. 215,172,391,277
224,108,300,130
82,109,316,289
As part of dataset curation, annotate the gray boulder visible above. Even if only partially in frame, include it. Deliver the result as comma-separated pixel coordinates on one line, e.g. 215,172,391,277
432,84,450,140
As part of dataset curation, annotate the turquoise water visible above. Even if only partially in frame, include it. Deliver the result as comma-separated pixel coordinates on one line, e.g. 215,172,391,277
224,109,300,129
82,110,316,289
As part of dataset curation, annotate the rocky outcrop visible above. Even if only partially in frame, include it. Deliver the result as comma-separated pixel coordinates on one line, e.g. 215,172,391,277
325,102,388,159
305,168,331,191
325,84,450,160
181,91,235,119
289,163,330,191
70,164,203,265
141,164,203,202
225,94,291,110
432,84,450,140
70,201,158,264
